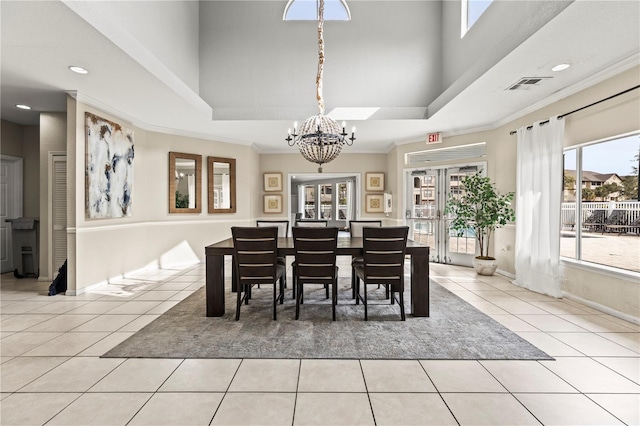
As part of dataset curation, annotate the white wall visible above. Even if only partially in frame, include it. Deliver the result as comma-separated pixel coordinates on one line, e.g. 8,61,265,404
199,1,442,118
39,113,67,280
436,1,572,112
67,99,259,293
259,152,391,223
398,66,640,319
58,66,639,318
1,120,39,218
64,0,200,92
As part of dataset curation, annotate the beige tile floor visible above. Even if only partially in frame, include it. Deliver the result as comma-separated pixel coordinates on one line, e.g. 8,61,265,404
1,261,639,425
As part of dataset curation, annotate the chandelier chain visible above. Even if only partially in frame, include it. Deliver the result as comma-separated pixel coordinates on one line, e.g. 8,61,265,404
285,0,355,173
316,0,325,114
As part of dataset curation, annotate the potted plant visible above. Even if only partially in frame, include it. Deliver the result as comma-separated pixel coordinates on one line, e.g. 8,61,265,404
445,172,515,275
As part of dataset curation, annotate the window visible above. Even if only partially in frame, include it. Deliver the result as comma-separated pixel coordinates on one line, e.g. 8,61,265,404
297,178,355,222
561,133,640,273
303,185,316,219
319,184,332,220
337,182,350,220
283,0,351,21
461,0,492,36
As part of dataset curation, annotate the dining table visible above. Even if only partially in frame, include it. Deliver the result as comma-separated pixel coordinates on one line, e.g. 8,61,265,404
204,236,430,317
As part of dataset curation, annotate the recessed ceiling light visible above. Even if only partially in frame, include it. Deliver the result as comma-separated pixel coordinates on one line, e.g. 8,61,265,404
552,63,571,72
16,104,32,110
69,65,89,74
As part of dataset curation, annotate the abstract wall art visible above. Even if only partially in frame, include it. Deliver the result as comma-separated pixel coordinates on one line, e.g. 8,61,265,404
85,112,135,219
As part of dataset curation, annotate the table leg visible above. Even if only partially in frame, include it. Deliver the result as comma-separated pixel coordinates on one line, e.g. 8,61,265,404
206,254,225,317
410,252,430,317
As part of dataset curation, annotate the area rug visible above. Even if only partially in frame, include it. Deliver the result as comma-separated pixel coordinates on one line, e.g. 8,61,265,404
103,278,552,360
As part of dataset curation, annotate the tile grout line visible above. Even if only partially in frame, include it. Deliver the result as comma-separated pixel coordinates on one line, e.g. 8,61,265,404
358,359,378,426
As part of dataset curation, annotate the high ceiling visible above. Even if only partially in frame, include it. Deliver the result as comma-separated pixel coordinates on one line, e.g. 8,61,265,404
2,0,639,154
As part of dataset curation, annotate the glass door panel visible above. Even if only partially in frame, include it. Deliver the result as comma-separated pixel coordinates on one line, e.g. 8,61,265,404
303,185,316,219
406,165,483,266
319,184,332,220
337,182,349,221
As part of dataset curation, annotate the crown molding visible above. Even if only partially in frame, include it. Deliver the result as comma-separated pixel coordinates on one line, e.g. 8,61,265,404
67,90,254,147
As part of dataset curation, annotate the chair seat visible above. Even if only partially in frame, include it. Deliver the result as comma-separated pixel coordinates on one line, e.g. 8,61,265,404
351,256,363,266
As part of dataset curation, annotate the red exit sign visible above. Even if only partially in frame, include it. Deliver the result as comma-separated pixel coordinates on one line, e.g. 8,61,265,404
427,132,441,144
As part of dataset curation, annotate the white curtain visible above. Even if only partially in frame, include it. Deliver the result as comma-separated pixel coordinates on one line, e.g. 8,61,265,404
514,116,564,297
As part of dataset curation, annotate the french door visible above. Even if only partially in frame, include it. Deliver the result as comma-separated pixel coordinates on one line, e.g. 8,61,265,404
405,165,483,266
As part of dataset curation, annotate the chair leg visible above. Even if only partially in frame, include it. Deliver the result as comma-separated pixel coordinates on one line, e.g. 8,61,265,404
351,265,356,299
292,264,297,299
295,282,302,320
399,291,406,321
272,283,277,321
280,276,285,304
332,278,337,321
355,276,360,305
363,282,368,321
325,283,329,299
235,284,243,321
386,284,391,302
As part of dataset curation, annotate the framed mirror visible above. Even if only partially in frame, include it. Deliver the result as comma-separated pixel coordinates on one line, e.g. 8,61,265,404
169,152,202,214
208,156,236,213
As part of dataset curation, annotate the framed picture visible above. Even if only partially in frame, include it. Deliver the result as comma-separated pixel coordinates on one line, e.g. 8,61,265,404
365,194,385,213
263,194,283,214
365,172,385,192
85,112,135,219
263,172,283,192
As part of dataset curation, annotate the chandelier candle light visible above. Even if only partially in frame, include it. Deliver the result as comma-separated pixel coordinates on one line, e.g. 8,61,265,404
286,0,355,172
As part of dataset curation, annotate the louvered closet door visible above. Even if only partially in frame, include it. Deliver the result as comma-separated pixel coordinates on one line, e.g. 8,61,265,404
52,156,67,272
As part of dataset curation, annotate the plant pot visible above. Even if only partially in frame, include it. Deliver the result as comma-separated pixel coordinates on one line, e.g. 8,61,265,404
472,257,498,276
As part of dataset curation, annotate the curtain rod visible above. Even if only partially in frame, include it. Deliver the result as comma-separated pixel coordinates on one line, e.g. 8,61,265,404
508,84,640,135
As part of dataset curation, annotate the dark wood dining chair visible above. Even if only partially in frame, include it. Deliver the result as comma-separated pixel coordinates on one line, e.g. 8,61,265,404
231,227,285,321
348,220,383,299
256,220,289,237
354,226,409,321
257,220,289,291
292,226,339,320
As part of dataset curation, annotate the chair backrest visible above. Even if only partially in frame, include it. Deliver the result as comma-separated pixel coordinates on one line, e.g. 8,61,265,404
292,227,339,282
257,220,289,237
606,210,627,225
349,220,382,238
231,227,279,286
585,209,607,223
295,220,328,228
361,227,409,289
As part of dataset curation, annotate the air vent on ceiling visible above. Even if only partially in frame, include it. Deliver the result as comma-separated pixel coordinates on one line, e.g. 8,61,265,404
507,77,552,91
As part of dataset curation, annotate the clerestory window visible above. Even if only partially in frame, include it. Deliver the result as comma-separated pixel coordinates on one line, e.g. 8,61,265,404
461,0,493,37
283,0,351,21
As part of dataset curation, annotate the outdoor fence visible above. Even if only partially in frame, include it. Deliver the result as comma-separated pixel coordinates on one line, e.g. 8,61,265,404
561,201,640,230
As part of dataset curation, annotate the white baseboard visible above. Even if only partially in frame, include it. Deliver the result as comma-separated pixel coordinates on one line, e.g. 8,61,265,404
562,291,640,325
496,269,515,279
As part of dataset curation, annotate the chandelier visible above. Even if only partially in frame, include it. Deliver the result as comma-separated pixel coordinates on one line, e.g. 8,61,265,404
286,0,355,172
